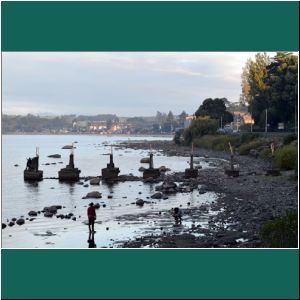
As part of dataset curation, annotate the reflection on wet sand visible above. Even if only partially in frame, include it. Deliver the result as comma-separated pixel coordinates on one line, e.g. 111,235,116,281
88,231,97,248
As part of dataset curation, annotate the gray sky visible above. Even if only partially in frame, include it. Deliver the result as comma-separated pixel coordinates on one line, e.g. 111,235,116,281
2,52,276,116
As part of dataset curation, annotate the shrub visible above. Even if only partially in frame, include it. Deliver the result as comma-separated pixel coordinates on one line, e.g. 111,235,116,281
283,134,297,145
239,132,261,144
193,135,239,151
260,210,298,248
274,145,298,170
238,139,265,155
183,117,218,145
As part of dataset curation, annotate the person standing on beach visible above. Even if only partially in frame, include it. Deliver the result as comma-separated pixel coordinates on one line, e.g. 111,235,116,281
87,202,96,232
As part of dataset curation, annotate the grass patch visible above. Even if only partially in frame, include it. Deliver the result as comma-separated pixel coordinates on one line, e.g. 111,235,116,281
238,139,265,155
193,135,239,151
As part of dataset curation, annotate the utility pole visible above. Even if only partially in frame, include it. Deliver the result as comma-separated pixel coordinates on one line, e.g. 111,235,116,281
265,109,268,133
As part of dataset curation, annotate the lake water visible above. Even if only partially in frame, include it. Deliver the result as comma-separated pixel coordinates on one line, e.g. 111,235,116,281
1,135,219,248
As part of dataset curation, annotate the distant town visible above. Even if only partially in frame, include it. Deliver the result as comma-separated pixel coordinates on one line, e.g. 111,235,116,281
2,101,252,135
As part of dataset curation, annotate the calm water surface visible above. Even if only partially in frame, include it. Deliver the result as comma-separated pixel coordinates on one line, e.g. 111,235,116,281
2,135,218,248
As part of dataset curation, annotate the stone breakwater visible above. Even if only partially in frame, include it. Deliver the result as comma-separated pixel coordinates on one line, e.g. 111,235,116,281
117,140,298,248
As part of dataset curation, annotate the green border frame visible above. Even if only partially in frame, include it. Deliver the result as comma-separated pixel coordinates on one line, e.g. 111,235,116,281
1,1,299,51
1,1,299,299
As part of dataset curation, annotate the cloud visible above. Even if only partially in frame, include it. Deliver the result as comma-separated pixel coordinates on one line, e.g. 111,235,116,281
1,52,280,116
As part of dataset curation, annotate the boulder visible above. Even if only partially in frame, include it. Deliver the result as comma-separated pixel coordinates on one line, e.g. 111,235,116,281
28,211,38,217
62,145,76,149
43,206,57,214
2,223,7,229
83,191,102,199
90,177,100,185
44,212,54,218
136,199,145,206
16,218,25,225
48,154,61,158
151,192,163,199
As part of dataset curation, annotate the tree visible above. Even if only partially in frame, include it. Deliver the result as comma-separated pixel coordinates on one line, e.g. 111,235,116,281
195,98,233,124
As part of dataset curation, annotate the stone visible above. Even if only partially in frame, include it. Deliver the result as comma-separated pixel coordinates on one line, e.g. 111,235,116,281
44,212,54,218
14,164,19,167
94,203,100,209
90,177,100,185
16,218,25,225
108,195,113,199
83,191,102,199
2,223,7,229
151,192,163,199
136,199,145,206
8,222,15,227
43,206,57,214
83,184,89,187
138,166,145,172
48,154,61,158
12,218,17,222
72,217,76,221
28,211,38,217
62,145,75,149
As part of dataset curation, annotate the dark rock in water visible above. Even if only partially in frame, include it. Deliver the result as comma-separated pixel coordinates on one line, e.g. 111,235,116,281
60,215,65,219
138,192,142,194
2,223,7,229
72,217,76,221
8,222,15,227
16,218,25,225
14,164,19,167
62,145,75,149
159,166,170,172
187,202,191,206
151,192,163,199
90,177,100,185
102,204,106,208
48,154,61,158
94,203,100,209
28,211,38,217
82,191,102,199
26,218,29,220
45,163,50,165
163,196,168,200
83,184,89,188
12,218,17,222
54,205,62,210
106,227,109,231
108,195,113,199
29,218,35,221
77,182,84,185
44,212,53,218
68,213,74,217
138,166,145,172
136,199,145,206
65,215,71,219
43,206,57,214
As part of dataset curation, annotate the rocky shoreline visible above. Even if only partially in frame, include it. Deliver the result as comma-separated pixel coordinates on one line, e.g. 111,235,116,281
117,140,298,248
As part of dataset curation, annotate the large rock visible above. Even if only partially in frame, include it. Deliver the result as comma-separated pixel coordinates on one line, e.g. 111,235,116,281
83,191,102,199
136,199,145,206
90,177,100,185
48,154,61,158
43,206,57,214
62,145,76,149
28,211,38,217
2,223,7,229
151,192,163,199
44,212,54,218
16,218,25,225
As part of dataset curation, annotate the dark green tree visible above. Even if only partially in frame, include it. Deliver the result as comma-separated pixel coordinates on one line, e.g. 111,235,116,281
195,98,233,124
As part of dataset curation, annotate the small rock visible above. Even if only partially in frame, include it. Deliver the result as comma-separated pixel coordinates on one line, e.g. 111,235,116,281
28,211,38,217
44,212,53,218
108,195,113,199
8,222,15,227
14,164,19,167
72,217,76,221
83,191,102,199
151,192,163,199
90,177,100,185
16,218,25,225
2,223,7,229
136,199,145,206
48,154,61,158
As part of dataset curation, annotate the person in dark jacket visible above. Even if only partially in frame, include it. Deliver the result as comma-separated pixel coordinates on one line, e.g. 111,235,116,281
87,202,96,232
